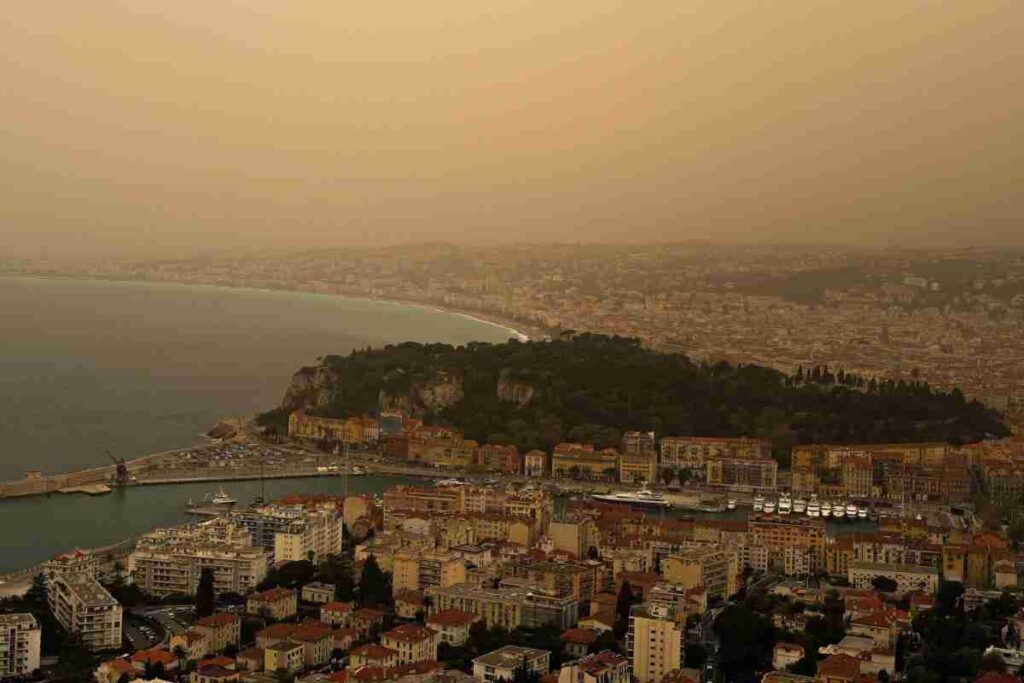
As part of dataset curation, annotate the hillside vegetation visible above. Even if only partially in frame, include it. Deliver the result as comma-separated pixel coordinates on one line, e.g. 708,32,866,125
267,334,1007,460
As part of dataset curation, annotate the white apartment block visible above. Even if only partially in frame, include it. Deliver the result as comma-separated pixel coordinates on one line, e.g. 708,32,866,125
48,574,122,651
0,613,41,677
273,507,343,564
129,521,269,596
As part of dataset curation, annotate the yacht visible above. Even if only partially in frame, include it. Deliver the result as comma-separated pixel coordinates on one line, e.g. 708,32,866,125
436,478,468,486
763,499,777,514
821,502,832,518
591,489,670,508
793,498,807,515
778,494,792,515
832,503,846,520
209,488,237,505
752,495,765,512
806,499,821,518
858,507,868,519
726,498,737,510
846,503,859,518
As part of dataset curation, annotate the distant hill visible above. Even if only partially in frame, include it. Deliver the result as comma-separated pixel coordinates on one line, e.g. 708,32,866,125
263,334,1008,461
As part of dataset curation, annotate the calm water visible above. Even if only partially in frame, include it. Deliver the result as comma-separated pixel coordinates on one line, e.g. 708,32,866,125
0,474,421,574
0,276,516,573
0,276,514,479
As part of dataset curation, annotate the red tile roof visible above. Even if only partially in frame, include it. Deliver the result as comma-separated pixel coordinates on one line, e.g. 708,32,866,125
428,609,479,628
131,649,176,666
817,654,861,680
561,628,599,645
323,601,354,613
196,612,241,628
383,624,436,643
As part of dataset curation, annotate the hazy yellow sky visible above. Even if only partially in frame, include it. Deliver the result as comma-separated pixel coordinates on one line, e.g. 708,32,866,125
1,0,1021,254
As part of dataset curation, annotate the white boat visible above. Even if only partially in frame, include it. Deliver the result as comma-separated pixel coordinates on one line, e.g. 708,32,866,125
793,498,807,514
209,488,237,505
821,502,832,518
591,489,670,508
858,508,868,519
726,499,737,510
846,503,858,518
763,499,777,514
778,494,792,515
752,495,765,512
806,500,820,517
833,503,846,519
436,478,468,486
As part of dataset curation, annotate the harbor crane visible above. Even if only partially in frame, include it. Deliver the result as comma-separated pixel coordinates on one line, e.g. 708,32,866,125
106,450,128,486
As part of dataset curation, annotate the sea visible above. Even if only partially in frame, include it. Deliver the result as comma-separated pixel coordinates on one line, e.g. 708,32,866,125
0,276,515,573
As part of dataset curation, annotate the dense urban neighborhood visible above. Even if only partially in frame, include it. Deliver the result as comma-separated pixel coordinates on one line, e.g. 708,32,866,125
4,405,1024,683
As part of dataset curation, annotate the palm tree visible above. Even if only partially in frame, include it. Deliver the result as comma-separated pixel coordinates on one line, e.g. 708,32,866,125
172,645,188,675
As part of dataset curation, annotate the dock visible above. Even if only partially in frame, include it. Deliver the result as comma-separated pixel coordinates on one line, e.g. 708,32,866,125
55,484,112,496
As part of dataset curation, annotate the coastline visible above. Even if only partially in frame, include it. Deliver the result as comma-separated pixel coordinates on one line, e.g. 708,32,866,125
0,273,549,345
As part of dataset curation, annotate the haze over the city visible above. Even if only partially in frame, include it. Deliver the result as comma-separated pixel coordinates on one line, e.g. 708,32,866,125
1,0,1021,255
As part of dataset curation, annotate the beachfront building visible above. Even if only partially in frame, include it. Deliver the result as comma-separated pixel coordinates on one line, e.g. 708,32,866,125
128,522,269,597
0,613,41,677
48,574,122,650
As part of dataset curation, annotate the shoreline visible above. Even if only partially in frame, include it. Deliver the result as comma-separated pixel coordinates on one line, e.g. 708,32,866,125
0,273,550,345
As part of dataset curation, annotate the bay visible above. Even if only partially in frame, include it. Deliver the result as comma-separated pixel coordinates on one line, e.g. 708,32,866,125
0,276,514,573
0,276,514,479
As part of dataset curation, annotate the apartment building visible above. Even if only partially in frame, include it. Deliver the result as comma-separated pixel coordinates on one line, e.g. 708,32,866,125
48,574,122,651
288,411,380,444
621,432,656,454
384,487,464,517
265,641,304,674
129,530,269,597
618,452,657,484
705,457,777,493
841,456,874,498
381,624,438,665
427,609,480,647
557,652,630,683
0,613,41,677
506,560,596,601
473,646,550,683
524,451,548,477
552,444,619,482
193,612,242,653
273,507,344,564
475,444,522,474
662,547,738,601
42,548,102,582
749,516,827,575
659,437,769,471
247,587,298,620
427,582,579,630
848,561,940,594
393,550,467,595
627,605,683,683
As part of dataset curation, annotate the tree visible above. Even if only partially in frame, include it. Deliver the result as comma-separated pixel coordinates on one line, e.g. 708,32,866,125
872,576,898,593
684,643,708,668
358,554,389,606
24,573,47,608
614,581,634,638
469,620,491,652
173,645,188,673
512,656,541,683
979,651,1007,673
713,604,773,683
196,567,216,618
53,634,94,683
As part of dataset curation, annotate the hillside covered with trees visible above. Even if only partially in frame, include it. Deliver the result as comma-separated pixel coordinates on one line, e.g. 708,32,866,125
266,334,1007,459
